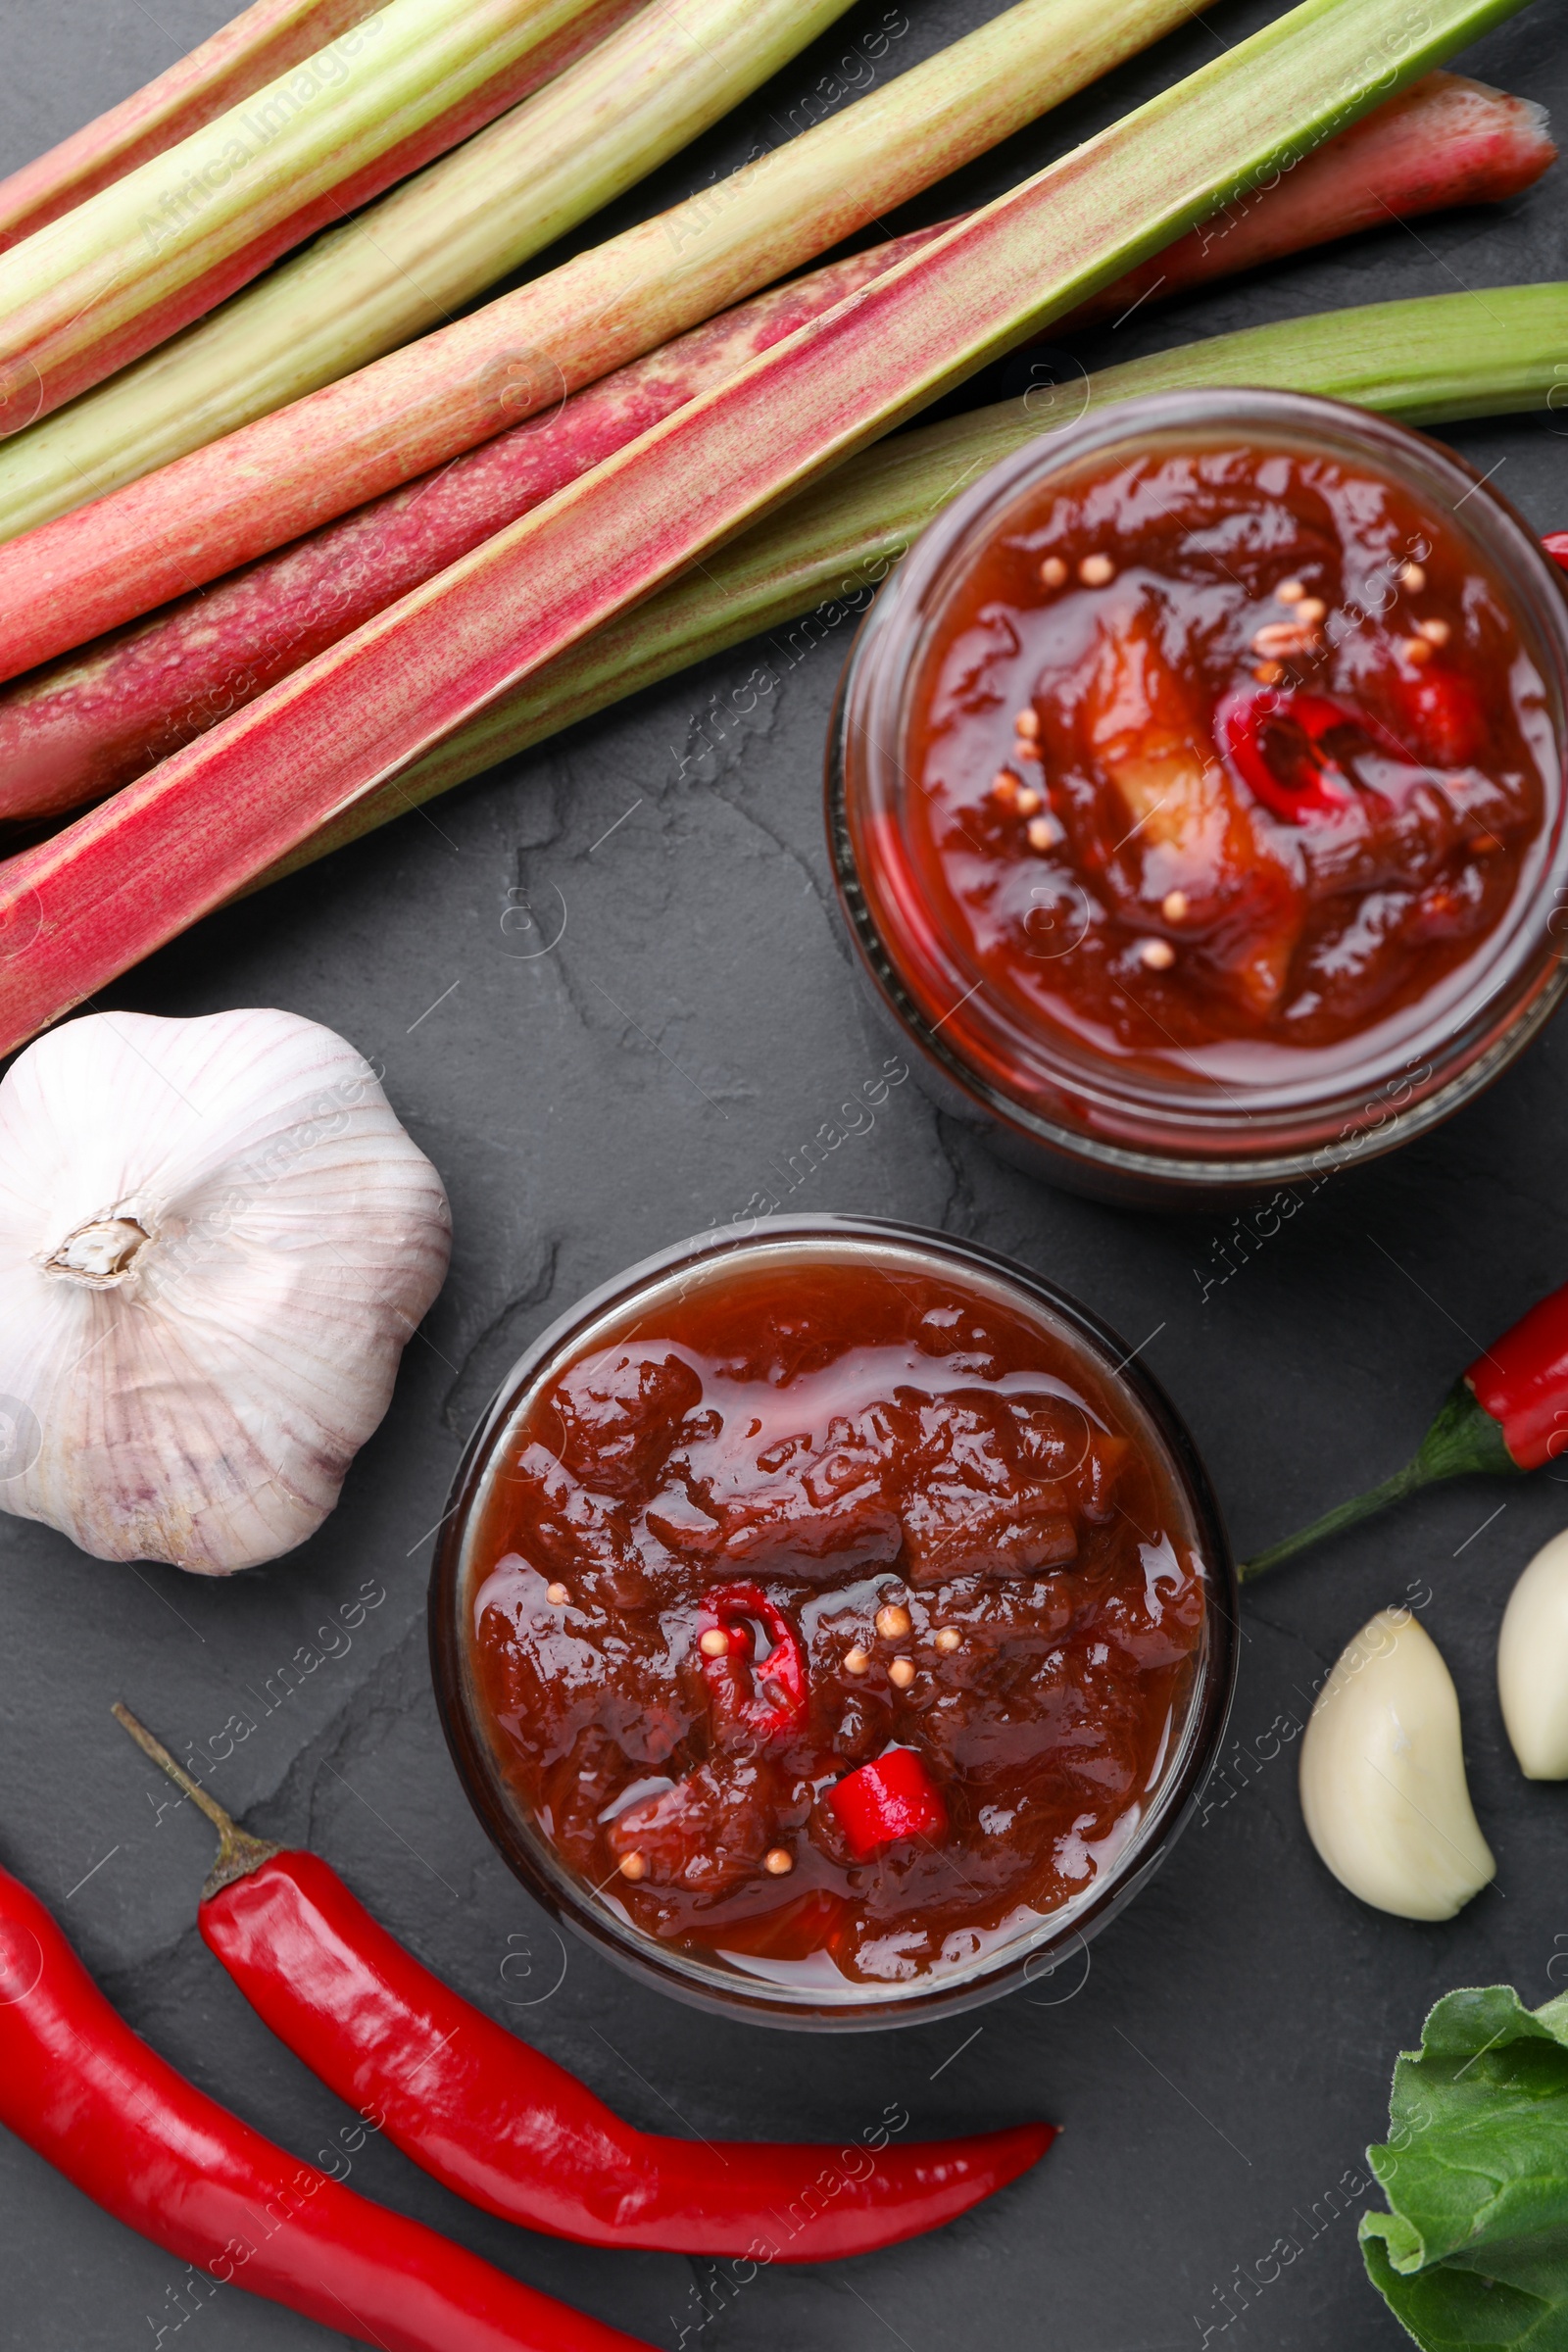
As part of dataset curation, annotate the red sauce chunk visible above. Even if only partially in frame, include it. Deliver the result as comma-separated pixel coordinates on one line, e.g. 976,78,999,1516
900,440,1550,1078
466,1252,1207,1987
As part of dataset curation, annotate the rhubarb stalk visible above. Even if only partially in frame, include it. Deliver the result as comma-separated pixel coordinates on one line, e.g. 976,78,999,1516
0,233,948,819
259,281,1568,887
0,0,631,429
0,0,1206,564
0,0,387,255
0,66,1549,820
0,0,1531,1055
1056,69,1554,330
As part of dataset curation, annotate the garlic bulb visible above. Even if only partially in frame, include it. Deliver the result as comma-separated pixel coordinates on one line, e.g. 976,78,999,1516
0,1009,450,1573
1497,1530,1568,1777
1298,1607,1494,1921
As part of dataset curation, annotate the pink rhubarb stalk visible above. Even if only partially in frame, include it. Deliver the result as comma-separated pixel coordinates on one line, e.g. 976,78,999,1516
0,0,385,256
0,231,946,820
0,0,1529,1055
0,0,1206,684
1058,69,1555,330
0,67,1549,817
0,0,636,431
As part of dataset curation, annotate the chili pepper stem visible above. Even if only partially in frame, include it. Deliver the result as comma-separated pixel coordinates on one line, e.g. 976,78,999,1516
1238,1460,1432,1582
112,1701,280,1896
1240,1379,1519,1582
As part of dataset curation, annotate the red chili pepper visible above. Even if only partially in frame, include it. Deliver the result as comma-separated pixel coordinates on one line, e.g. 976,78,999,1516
1217,687,1414,824
1224,533,1568,800
1243,1280,1568,1581
114,1708,1052,2262
0,1858,651,2352
828,1748,951,1859
699,1581,809,1744
1464,1278,1568,1471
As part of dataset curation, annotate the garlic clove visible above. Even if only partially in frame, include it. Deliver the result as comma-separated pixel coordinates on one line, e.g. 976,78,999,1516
0,1008,451,1574
1298,1607,1494,1921
1497,1530,1568,1778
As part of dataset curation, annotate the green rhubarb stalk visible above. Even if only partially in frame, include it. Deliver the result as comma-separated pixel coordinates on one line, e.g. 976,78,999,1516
256,282,1568,888
0,0,1200,549
0,0,1533,1057
0,0,387,255
0,0,627,429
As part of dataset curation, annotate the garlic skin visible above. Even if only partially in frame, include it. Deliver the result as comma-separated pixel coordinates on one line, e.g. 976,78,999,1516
1298,1608,1494,1921
1497,1530,1568,1778
0,1009,450,1573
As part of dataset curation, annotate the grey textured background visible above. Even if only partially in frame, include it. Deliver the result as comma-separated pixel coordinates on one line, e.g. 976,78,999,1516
1,0,1566,2345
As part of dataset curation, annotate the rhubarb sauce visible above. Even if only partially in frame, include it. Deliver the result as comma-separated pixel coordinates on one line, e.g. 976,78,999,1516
887,436,1551,1095
466,1247,1206,1988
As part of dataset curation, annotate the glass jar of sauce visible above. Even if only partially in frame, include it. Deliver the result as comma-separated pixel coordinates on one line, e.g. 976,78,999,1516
828,390,1568,1208
430,1217,1236,2028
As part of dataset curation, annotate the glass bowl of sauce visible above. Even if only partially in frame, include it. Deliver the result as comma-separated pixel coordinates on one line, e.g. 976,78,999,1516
828,390,1568,1207
430,1216,1236,2028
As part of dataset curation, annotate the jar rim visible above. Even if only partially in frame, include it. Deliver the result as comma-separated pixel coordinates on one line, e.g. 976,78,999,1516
428,1213,1239,2029
829,387,1568,1185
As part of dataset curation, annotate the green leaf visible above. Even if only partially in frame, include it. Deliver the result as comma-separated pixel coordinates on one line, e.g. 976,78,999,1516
1361,1986,1568,2349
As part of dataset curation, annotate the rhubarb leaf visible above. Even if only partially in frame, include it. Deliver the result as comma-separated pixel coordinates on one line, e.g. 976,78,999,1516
1361,1984,1568,2350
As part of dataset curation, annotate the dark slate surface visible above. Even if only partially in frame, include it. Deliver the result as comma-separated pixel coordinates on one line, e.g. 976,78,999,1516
1,3,1566,2346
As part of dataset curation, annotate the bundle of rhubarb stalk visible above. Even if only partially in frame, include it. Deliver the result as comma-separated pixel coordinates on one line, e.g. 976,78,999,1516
0,0,1557,1052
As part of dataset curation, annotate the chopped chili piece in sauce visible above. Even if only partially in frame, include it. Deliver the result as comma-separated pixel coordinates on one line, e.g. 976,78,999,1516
830,1748,951,1859
468,1254,1205,1987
